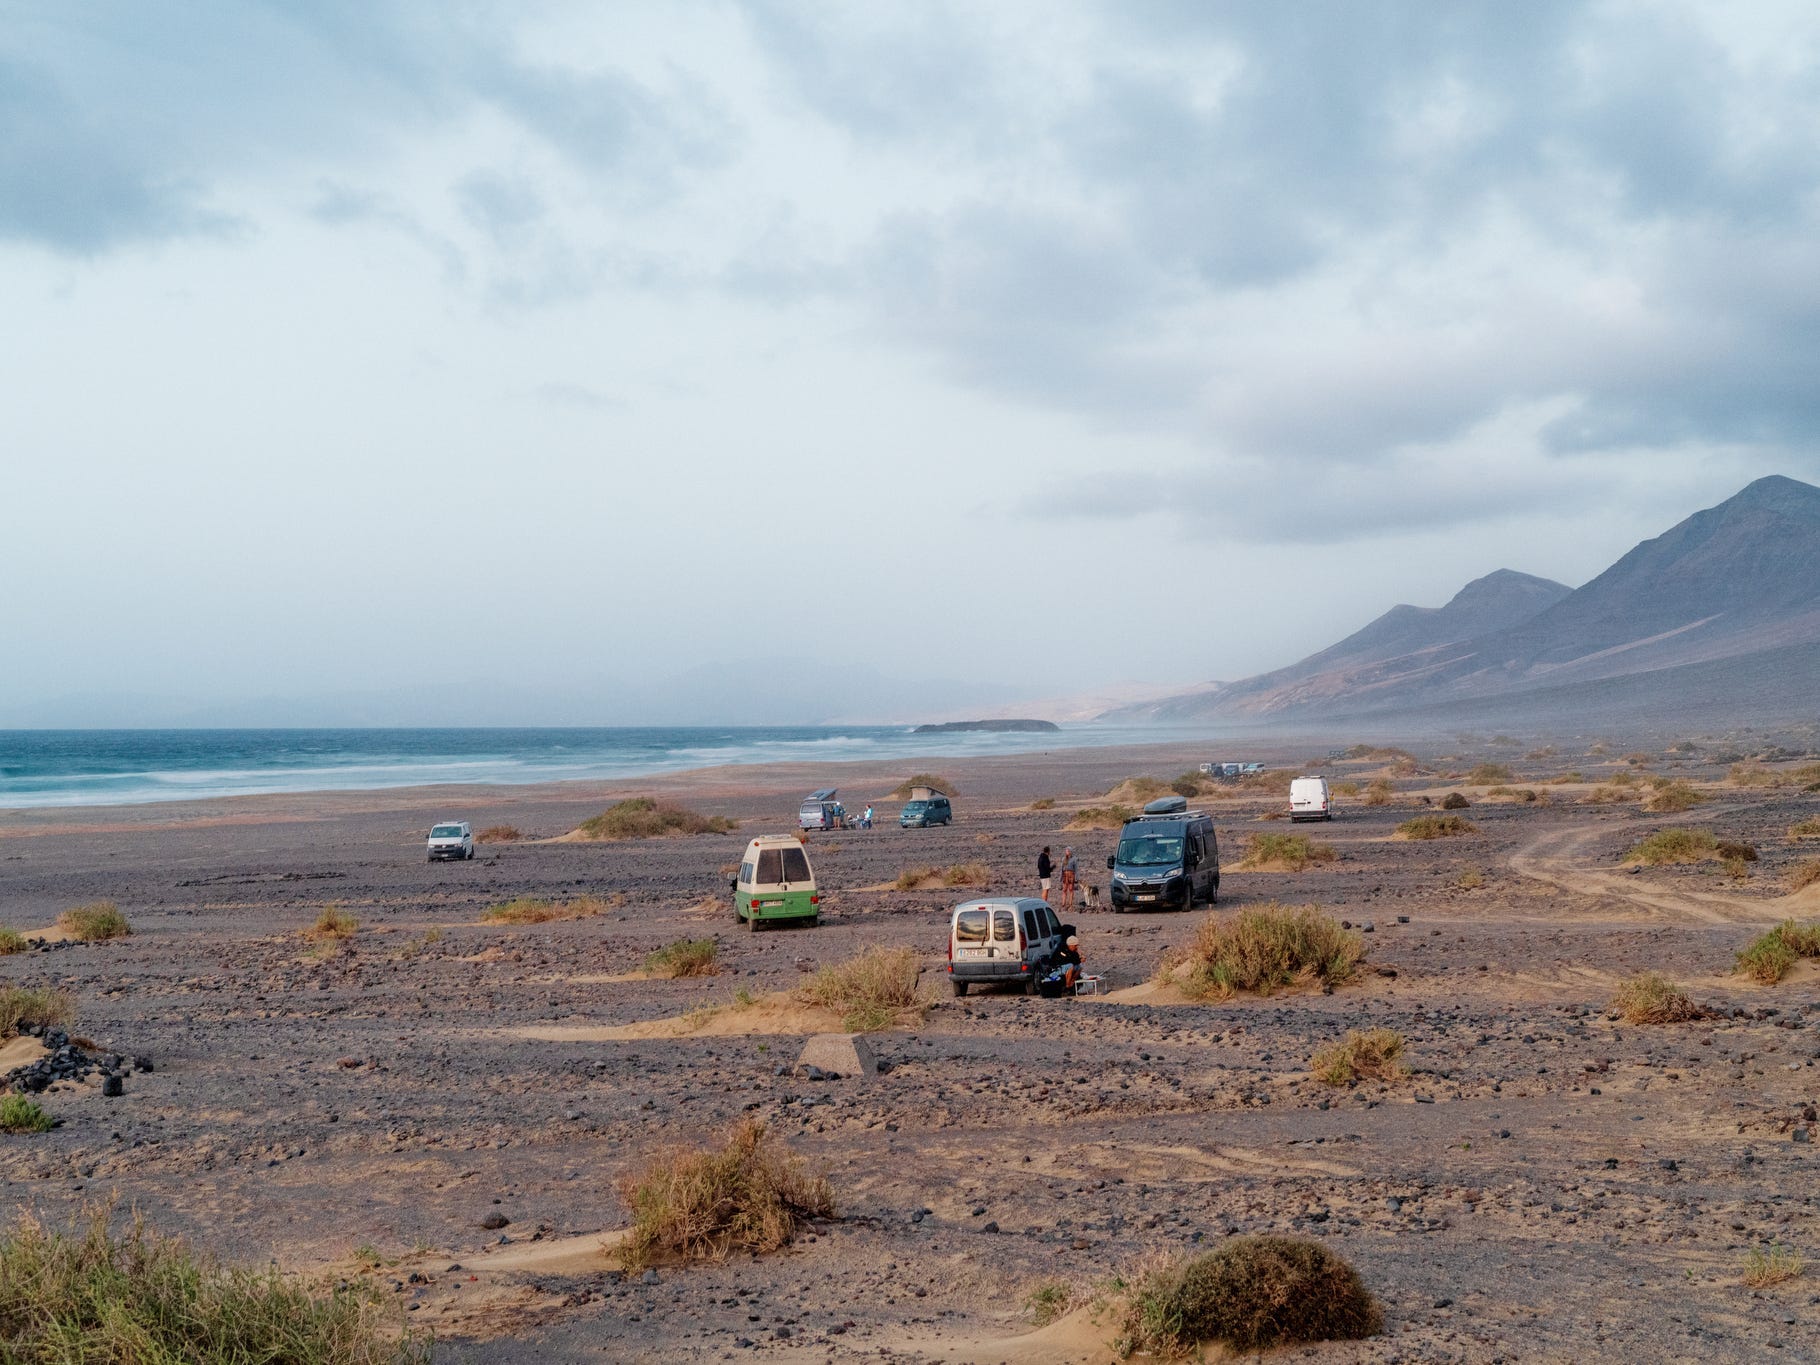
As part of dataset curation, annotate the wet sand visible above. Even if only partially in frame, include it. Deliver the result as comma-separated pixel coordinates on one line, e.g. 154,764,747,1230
2,737,1819,1361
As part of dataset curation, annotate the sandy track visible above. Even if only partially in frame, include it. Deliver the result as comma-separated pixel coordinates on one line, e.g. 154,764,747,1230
1508,819,1788,926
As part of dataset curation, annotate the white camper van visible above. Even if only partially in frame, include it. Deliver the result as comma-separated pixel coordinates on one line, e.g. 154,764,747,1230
1289,777,1332,822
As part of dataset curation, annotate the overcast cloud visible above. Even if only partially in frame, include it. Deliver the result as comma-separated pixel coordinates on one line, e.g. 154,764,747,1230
5,1,1820,722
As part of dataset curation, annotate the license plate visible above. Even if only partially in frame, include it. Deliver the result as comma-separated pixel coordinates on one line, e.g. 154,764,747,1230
761,900,783,908
1136,894,1156,902
960,947,988,958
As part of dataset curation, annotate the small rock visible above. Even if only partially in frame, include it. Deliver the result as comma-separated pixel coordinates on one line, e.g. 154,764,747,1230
981,1221,999,1233
479,1213,509,1231
1362,922,1375,933
641,1269,660,1285
101,1075,123,1098
1659,1159,1678,1171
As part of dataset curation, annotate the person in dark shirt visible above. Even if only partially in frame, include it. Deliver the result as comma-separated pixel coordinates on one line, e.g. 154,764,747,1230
1037,846,1053,901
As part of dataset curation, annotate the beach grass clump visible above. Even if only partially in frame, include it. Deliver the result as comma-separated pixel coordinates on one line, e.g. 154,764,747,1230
1066,804,1136,831
482,894,622,924
0,987,76,1038
1455,864,1485,890
1110,1236,1381,1357
1239,834,1337,872
889,774,957,798
796,947,922,1032
1311,1029,1407,1086
0,1096,52,1135
0,930,23,957
1029,797,1056,811
1643,781,1704,813
475,825,522,843
1486,786,1539,803
642,938,719,979
1790,818,1820,840
1172,904,1363,1001
942,861,990,888
1735,920,1820,984
1107,776,1172,804
1361,779,1394,807
892,865,939,891
617,1119,833,1270
1743,1244,1805,1288
576,798,736,840
1440,792,1472,810
1791,860,1820,892
1731,762,1820,789
892,863,988,891
1623,828,1717,866
301,906,358,943
1611,971,1705,1024
0,1206,425,1363
56,903,130,943
1467,763,1513,785
1025,1280,1075,1326
1395,814,1477,840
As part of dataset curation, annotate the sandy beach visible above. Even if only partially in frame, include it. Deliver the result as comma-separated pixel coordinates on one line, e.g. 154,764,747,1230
1,734,1818,1361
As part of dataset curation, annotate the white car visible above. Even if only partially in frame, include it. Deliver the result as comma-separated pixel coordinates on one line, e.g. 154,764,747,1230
427,821,476,861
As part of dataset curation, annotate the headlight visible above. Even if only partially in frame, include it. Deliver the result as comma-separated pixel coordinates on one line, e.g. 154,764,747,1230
1113,870,1127,880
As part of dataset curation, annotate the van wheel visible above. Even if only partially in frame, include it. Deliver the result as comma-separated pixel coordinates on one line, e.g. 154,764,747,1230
745,912,756,932
1023,976,1039,997
951,980,968,997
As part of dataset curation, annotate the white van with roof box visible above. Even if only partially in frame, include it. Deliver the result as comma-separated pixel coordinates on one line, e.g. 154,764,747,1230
946,897,1068,996
1105,796,1219,911
1290,776,1332,822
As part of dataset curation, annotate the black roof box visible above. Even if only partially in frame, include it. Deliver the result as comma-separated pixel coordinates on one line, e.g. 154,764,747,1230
1142,795,1189,816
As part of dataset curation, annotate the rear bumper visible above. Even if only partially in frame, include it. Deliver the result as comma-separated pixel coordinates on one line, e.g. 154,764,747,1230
948,960,1031,983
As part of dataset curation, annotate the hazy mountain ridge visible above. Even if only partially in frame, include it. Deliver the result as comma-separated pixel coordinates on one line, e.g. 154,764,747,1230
1122,475,1820,727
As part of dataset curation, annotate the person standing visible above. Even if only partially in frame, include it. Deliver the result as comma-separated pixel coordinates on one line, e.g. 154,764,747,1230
1060,846,1077,907
1037,846,1053,901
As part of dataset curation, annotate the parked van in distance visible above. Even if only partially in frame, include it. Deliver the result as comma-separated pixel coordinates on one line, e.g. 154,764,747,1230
946,897,1067,996
1106,796,1218,911
1290,776,1333,822
731,834,820,930
899,793,953,827
426,821,474,861
798,789,846,831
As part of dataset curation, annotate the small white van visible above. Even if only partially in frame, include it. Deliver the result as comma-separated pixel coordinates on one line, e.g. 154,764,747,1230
427,821,476,861
1289,777,1332,822
946,897,1068,997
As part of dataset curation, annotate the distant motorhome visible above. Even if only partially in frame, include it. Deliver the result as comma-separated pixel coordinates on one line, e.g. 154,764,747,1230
797,789,847,831
1198,762,1267,779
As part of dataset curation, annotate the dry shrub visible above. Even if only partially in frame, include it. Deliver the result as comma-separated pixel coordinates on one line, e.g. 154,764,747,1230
616,1119,833,1270
1239,834,1337,872
1547,770,1586,784
890,774,957,798
1112,1236,1381,1357
0,987,75,1037
1732,762,1820,789
475,825,522,843
575,798,736,840
892,863,988,891
1311,1029,1407,1085
796,947,923,1032
643,938,719,979
1582,785,1631,804
893,865,939,891
1331,780,1361,797
301,907,358,942
1025,1280,1075,1326
1716,839,1759,862
1643,781,1704,813
1790,818,1820,840
1623,751,1655,767
1485,786,1539,803
1395,815,1477,840
482,894,623,924
57,903,130,943
943,861,990,887
1029,797,1057,811
1172,904,1363,1001
1743,1245,1805,1288
1467,763,1513,784
0,1206,424,1363
1455,865,1485,890
0,930,23,957
1736,920,1820,984
1791,860,1820,892
1171,773,1207,797
1361,779,1393,807
1066,805,1136,831
1623,828,1717,865
1440,792,1472,810
1611,971,1704,1024
1107,776,1171,804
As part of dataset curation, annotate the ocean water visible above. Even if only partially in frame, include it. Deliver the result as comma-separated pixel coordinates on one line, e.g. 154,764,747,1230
0,725,1157,810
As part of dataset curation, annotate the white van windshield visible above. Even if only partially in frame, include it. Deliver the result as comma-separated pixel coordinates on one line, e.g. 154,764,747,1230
955,910,989,944
430,825,464,838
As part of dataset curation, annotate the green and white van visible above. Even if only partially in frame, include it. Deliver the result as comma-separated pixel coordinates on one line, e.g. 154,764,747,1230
731,834,820,931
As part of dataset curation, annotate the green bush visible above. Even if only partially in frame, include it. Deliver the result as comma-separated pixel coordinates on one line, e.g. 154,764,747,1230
1173,904,1362,1001
0,930,23,957
1113,1235,1381,1355
0,1207,424,1362
1736,920,1820,984
1623,828,1717,865
57,903,130,943
1467,763,1513,785
576,798,736,840
0,1096,51,1134
642,938,719,979
1239,834,1337,872
0,988,75,1037
1396,814,1477,840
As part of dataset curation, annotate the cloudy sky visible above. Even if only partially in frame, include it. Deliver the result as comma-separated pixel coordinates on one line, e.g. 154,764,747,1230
7,1,1820,724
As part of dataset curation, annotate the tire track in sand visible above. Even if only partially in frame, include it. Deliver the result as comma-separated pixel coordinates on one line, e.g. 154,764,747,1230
1509,820,1785,926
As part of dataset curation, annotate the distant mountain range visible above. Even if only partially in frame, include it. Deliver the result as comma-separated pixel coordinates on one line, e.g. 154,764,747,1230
1114,475,1820,731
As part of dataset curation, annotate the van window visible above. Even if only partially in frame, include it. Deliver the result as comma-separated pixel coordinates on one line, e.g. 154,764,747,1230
1022,909,1040,940
738,861,756,885
756,848,782,882
1041,906,1061,937
779,846,810,882
992,909,1017,942
955,910,989,944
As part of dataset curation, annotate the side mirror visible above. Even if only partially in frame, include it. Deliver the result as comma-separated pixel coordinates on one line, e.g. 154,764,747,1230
1105,855,1115,870
728,876,738,890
